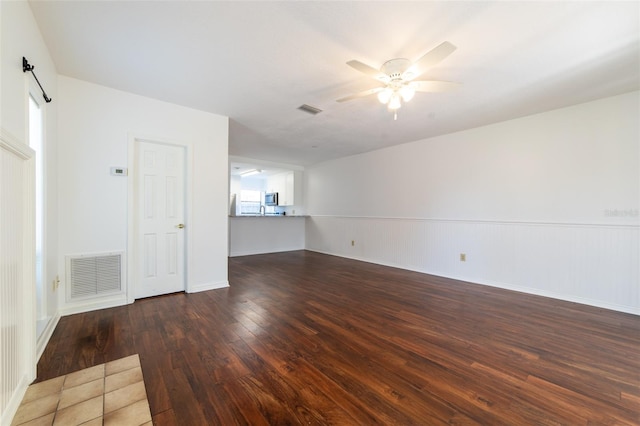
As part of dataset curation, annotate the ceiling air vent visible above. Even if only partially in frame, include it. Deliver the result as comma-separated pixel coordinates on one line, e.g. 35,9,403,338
298,104,323,115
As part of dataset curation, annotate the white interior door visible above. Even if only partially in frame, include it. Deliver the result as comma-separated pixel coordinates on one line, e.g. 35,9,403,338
135,140,186,299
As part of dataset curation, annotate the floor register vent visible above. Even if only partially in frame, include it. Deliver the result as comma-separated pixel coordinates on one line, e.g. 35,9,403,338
67,252,124,300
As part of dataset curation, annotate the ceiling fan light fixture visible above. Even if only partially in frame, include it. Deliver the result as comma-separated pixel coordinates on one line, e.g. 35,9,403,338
388,93,402,110
377,88,393,104
339,41,459,120
400,85,415,102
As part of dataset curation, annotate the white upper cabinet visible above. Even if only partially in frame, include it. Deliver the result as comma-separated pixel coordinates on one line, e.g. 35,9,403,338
267,170,301,206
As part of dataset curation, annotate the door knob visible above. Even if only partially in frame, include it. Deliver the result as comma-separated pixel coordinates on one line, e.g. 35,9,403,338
177,224,185,229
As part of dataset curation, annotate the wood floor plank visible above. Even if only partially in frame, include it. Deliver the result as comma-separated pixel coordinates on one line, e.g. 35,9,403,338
35,250,640,425
152,408,178,426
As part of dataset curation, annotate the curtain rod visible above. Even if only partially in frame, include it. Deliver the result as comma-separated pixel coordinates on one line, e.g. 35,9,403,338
23,57,52,103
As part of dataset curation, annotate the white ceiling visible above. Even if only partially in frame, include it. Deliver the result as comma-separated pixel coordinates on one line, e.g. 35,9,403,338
29,1,639,167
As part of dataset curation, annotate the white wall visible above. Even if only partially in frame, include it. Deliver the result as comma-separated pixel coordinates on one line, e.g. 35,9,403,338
1,0,60,323
57,76,229,313
1,2,54,142
305,92,640,314
0,1,59,422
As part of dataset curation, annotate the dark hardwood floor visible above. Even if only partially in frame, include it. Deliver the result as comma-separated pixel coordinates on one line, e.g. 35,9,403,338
37,250,640,425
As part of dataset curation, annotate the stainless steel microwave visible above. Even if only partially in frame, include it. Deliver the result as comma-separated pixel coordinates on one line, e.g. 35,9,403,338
265,192,278,206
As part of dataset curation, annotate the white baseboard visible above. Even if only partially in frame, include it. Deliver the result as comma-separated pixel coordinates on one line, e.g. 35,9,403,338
229,247,304,257
456,275,640,316
187,280,229,293
1,374,32,426
59,294,129,316
36,314,61,362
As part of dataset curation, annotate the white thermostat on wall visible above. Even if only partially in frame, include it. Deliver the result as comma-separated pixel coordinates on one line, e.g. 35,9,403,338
110,167,128,176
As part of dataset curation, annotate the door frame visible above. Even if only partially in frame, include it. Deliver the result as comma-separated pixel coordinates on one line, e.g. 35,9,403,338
27,86,47,332
127,134,192,303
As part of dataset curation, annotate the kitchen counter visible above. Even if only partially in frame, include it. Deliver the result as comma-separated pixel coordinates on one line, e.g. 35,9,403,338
229,215,306,256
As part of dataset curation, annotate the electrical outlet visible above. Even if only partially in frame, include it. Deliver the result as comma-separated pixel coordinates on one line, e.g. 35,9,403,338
351,240,355,246
460,253,466,262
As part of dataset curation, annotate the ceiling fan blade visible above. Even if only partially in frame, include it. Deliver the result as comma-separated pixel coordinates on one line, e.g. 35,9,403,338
412,80,461,93
346,60,390,83
336,87,384,103
407,41,457,79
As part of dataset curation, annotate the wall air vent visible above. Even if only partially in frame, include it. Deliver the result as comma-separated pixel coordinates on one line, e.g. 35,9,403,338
298,104,323,115
66,252,124,300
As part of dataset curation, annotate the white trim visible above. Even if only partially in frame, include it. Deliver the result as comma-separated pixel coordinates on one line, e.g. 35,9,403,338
187,280,230,294
58,294,129,316
127,137,136,303
29,89,49,328
184,142,195,294
36,313,60,362
307,214,639,229
0,128,34,159
464,275,640,316
0,375,31,426
229,248,304,258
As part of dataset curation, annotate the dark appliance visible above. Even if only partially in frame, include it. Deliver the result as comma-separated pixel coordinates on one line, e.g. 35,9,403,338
265,192,278,206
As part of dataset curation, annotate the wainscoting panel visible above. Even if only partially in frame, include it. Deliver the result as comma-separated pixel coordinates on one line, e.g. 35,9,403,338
306,216,639,314
0,130,36,424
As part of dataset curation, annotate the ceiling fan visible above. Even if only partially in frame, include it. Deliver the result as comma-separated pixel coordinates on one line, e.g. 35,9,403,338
337,41,460,120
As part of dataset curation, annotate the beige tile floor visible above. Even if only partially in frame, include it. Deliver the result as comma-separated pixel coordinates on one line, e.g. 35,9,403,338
11,354,152,426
